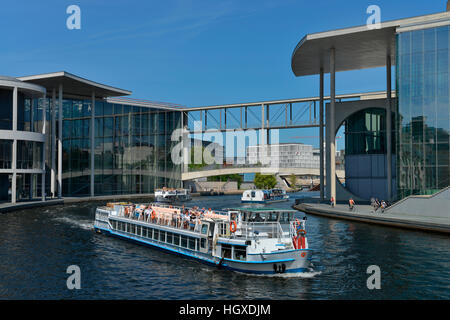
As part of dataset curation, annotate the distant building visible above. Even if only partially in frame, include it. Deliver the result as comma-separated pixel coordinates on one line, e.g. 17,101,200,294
246,143,341,169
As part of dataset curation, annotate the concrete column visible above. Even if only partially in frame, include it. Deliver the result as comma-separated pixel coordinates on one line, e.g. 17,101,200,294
386,55,392,201
319,67,325,200
30,98,34,132
330,48,336,205
51,89,56,197
11,87,17,204
90,92,95,197
182,112,189,173
42,94,46,201
58,84,63,198
260,104,266,165
266,105,270,145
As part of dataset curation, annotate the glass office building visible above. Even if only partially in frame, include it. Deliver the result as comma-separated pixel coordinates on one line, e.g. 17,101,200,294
59,98,182,196
396,25,450,199
0,72,183,204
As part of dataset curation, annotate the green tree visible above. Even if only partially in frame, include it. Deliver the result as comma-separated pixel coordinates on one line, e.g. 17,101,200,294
288,174,297,188
254,173,277,189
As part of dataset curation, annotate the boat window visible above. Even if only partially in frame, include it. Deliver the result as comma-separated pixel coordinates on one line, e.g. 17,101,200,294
173,234,180,246
160,231,166,242
167,232,173,244
234,246,247,261
251,191,255,197
143,227,148,238
201,224,208,235
279,212,293,224
218,223,228,236
137,225,141,236
154,229,159,240
148,228,153,238
181,236,188,248
188,238,196,250
221,244,232,259
200,238,206,249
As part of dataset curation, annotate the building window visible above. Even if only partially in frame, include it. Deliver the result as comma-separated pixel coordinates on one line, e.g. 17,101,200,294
16,141,43,170
0,140,12,169
345,108,389,155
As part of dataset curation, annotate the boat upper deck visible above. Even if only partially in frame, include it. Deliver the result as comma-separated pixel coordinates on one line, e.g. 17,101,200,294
97,203,292,240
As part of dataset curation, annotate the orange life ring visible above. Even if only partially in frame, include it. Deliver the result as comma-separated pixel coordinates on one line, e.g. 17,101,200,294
297,229,307,236
230,220,237,233
301,252,306,258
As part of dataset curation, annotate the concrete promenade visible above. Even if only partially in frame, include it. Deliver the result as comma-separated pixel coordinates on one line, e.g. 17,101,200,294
0,193,157,213
294,201,450,234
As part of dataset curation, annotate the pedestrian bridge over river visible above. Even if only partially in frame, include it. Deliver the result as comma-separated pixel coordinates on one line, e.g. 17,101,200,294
182,166,345,181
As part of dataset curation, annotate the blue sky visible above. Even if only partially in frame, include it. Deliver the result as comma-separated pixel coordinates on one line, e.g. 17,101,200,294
1,0,446,149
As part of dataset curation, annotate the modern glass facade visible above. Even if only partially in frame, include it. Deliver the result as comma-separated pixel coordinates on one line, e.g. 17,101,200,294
344,108,396,200
396,25,450,199
0,77,47,204
345,108,391,155
56,98,182,196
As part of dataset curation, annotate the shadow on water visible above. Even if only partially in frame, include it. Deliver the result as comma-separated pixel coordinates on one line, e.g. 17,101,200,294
0,192,449,299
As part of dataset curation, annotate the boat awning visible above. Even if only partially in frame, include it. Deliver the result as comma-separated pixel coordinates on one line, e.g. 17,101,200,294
17,71,132,99
291,11,450,76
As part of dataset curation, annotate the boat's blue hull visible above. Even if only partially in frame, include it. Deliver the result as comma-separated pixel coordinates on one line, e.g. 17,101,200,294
94,226,309,275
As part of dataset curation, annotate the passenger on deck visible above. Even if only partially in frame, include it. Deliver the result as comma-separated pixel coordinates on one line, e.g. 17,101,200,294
144,207,151,221
254,213,263,222
172,211,177,227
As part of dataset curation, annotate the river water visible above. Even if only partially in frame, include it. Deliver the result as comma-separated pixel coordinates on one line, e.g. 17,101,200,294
0,192,449,299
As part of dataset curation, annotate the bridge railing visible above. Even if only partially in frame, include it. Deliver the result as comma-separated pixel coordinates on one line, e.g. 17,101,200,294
187,162,344,172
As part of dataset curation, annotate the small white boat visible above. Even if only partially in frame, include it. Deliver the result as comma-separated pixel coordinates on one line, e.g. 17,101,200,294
155,188,191,203
94,204,311,275
241,189,289,204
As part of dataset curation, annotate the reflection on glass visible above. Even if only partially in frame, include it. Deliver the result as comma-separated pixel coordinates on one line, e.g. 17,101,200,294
396,26,450,199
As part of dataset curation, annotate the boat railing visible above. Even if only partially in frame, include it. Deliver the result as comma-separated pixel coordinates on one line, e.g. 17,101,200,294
148,203,229,216
289,220,306,238
237,222,284,240
107,204,228,235
114,209,205,234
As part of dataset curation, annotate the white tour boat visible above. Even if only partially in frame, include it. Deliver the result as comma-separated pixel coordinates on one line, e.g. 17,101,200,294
155,188,191,203
241,189,289,204
94,204,311,275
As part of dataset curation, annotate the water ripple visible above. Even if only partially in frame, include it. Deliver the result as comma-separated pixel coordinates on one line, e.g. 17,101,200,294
0,193,449,299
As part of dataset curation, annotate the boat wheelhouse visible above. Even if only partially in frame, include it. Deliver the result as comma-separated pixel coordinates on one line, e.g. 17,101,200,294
241,189,289,204
94,204,311,275
155,188,192,203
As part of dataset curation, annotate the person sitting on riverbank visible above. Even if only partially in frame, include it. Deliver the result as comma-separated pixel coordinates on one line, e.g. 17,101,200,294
372,198,380,213
380,200,387,213
349,198,355,211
